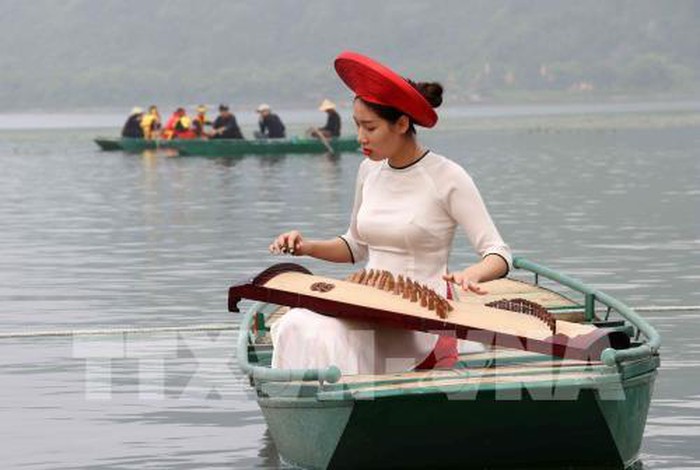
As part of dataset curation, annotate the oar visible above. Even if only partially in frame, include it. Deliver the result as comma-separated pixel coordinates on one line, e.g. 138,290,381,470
311,127,335,154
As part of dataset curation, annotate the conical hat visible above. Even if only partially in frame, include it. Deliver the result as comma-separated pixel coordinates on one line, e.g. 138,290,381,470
318,99,336,111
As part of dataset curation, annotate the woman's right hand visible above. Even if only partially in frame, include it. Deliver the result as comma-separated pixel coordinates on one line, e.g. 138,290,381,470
269,230,310,256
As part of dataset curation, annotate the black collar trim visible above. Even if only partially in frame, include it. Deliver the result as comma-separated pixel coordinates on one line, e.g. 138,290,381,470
388,149,430,170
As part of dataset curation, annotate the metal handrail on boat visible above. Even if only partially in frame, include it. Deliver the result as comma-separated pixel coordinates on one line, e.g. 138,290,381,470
513,257,661,366
237,302,342,384
236,258,661,382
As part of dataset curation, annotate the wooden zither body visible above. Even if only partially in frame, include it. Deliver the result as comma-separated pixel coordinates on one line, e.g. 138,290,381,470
228,263,630,361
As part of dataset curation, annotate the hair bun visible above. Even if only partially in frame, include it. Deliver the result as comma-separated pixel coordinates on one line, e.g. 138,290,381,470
414,81,443,109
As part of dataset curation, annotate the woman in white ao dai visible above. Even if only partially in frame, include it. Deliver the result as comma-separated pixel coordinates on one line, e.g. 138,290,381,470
268,51,511,375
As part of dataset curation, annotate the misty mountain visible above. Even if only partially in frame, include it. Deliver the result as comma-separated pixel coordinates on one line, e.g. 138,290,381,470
1,0,698,110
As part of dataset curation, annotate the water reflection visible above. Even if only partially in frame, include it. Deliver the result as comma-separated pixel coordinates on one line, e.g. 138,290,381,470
134,150,347,171
258,429,283,469
0,123,698,468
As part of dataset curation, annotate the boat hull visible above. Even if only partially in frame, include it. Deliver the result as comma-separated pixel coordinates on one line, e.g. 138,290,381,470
255,362,655,469
94,136,359,156
94,137,124,151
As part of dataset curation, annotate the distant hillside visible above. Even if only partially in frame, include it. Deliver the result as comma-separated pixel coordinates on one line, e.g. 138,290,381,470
1,0,698,110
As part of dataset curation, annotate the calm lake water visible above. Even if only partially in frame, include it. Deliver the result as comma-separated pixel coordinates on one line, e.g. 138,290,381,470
0,105,698,469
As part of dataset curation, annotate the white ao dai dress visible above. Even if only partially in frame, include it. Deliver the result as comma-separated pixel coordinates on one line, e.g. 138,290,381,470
271,151,512,374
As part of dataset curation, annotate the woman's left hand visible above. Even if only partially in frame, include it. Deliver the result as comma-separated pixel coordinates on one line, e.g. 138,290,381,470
442,271,488,295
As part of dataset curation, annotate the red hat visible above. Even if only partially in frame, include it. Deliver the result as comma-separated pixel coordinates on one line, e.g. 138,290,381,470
334,51,438,128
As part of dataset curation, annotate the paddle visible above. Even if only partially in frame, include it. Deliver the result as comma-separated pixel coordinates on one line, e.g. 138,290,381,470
311,127,335,154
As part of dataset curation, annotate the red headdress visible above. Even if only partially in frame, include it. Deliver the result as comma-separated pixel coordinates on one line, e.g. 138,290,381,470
334,51,438,128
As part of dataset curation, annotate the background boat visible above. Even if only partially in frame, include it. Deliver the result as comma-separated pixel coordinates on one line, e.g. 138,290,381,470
94,136,359,156
94,137,126,151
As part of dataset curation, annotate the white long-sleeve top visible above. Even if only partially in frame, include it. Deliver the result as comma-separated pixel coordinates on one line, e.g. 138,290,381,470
341,151,512,295
272,151,512,375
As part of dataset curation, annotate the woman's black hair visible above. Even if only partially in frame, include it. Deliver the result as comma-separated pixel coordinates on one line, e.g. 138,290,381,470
357,80,443,134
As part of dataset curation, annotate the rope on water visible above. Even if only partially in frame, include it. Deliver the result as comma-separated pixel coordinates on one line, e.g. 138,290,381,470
632,305,700,312
1,305,699,340
0,323,237,339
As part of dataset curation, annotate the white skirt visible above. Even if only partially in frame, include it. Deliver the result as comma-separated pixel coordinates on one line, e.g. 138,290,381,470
271,308,439,375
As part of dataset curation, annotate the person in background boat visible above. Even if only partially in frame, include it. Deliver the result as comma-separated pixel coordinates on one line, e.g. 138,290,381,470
163,107,196,140
254,103,286,139
162,108,182,139
121,107,144,138
268,51,511,375
211,104,244,139
192,104,212,138
140,105,162,139
306,98,341,139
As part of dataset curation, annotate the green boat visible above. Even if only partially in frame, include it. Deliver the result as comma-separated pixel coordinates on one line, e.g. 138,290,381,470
230,257,660,469
93,137,124,151
94,136,359,156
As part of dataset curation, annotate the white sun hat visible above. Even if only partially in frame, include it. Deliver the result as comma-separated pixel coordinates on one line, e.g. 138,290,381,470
318,99,336,111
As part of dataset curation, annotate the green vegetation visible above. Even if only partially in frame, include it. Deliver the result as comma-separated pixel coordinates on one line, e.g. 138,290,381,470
0,0,698,110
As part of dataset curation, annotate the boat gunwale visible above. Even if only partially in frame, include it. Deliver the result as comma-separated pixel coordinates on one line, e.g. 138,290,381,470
253,353,658,401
